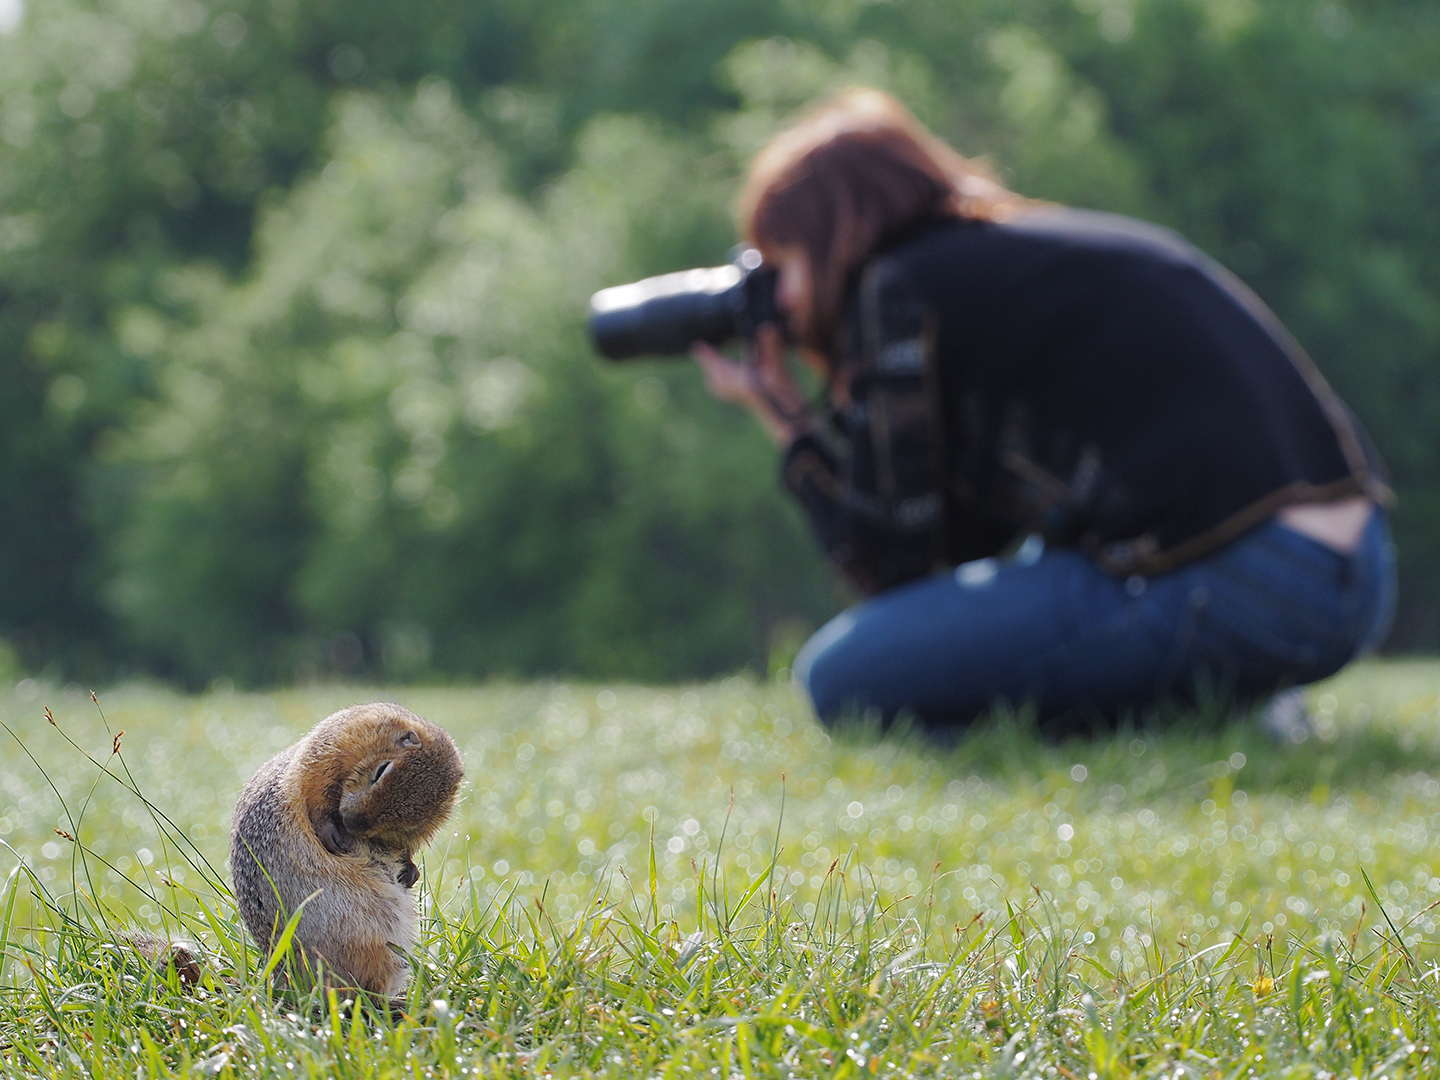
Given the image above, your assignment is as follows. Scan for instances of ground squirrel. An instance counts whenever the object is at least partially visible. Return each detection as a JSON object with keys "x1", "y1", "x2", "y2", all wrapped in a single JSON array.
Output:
[{"x1": 230, "y1": 703, "x2": 462, "y2": 998}]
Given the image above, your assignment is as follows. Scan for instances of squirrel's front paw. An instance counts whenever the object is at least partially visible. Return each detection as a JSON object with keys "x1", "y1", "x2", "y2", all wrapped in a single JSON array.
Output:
[{"x1": 398, "y1": 855, "x2": 419, "y2": 889}]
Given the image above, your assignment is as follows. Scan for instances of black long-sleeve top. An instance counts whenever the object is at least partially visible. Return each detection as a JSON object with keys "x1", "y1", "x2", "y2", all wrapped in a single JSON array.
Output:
[{"x1": 782, "y1": 208, "x2": 1392, "y2": 594}]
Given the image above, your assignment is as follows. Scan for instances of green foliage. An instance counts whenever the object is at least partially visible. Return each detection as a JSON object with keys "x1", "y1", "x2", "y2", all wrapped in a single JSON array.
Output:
[
  {"x1": 0, "y1": 0, "x2": 1436, "y2": 681},
  {"x1": 101, "y1": 89, "x2": 830, "y2": 683},
  {"x1": 3, "y1": 664, "x2": 1440, "y2": 1074}
]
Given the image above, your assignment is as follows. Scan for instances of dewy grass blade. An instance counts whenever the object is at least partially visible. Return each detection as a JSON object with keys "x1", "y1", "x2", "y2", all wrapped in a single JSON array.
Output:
[
  {"x1": 1361, "y1": 866, "x2": 1421, "y2": 979},
  {"x1": 0, "y1": 863, "x2": 21, "y2": 984},
  {"x1": 727, "y1": 857, "x2": 778, "y2": 932},
  {"x1": 649, "y1": 818, "x2": 660, "y2": 931},
  {"x1": 259, "y1": 888, "x2": 323, "y2": 985}
]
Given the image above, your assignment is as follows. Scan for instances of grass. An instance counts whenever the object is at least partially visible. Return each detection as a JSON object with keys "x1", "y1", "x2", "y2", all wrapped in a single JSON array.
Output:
[{"x1": 2, "y1": 660, "x2": 1440, "y2": 1076}]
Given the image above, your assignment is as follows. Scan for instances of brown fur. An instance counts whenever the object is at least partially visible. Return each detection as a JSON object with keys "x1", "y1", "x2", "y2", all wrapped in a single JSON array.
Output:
[
  {"x1": 230, "y1": 703, "x2": 462, "y2": 999},
  {"x1": 121, "y1": 930, "x2": 203, "y2": 986}
]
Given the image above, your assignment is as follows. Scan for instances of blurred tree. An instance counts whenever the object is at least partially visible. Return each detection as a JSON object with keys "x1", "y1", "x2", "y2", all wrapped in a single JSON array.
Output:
[
  {"x1": 0, "y1": 0, "x2": 809, "y2": 678},
  {"x1": 103, "y1": 90, "x2": 834, "y2": 684}
]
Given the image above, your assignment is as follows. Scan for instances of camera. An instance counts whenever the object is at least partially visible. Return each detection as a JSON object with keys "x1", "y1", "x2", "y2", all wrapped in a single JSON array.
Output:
[{"x1": 587, "y1": 248, "x2": 784, "y2": 361}]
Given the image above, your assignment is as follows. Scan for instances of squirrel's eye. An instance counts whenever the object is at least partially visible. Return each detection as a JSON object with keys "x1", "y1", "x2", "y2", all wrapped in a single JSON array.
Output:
[{"x1": 373, "y1": 760, "x2": 393, "y2": 783}]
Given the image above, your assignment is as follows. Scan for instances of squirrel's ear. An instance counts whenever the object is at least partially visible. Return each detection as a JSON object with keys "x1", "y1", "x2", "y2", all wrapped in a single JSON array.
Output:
[
  {"x1": 397, "y1": 730, "x2": 421, "y2": 748},
  {"x1": 315, "y1": 813, "x2": 356, "y2": 856}
]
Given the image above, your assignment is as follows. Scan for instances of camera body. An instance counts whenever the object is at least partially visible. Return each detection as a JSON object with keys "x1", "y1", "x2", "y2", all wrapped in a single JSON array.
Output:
[{"x1": 587, "y1": 248, "x2": 783, "y2": 361}]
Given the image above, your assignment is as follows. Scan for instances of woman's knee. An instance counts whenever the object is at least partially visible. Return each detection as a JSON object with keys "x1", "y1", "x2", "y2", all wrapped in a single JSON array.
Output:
[{"x1": 793, "y1": 611, "x2": 859, "y2": 722}]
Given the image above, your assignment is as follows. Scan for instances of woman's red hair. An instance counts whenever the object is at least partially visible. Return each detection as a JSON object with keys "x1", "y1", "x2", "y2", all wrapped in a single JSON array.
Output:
[{"x1": 739, "y1": 88, "x2": 1026, "y2": 350}]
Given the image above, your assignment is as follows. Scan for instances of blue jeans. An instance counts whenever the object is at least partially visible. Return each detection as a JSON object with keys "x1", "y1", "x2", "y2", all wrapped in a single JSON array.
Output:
[{"x1": 795, "y1": 510, "x2": 1396, "y2": 736}]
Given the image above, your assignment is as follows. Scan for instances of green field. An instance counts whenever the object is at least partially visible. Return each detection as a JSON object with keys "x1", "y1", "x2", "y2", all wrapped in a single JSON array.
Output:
[{"x1": 3, "y1": 660, "x2": 1440, "y2": 1076}]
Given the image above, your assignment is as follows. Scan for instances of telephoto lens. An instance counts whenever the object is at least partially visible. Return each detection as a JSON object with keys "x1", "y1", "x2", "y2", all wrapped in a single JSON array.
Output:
[{"x1": 587, "y1": 248, "x2": 781, "y2": 361}]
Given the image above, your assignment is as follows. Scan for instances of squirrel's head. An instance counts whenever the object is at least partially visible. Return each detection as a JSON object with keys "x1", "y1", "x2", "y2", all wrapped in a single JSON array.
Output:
[{"x1": 301, "y1": 703, "x2": 462, "y2": 857}]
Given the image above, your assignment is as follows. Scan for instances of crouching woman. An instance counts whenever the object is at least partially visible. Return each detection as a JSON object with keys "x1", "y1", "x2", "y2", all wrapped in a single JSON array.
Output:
[{"x1": 694, "y1": 88, "x2": 1395, "y2": 738}]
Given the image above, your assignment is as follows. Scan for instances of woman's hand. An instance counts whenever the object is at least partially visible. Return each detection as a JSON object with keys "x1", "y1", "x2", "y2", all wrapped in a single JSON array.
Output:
[{"x1": 691, "y1": 324, "x2": 809, "y2": 446}]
